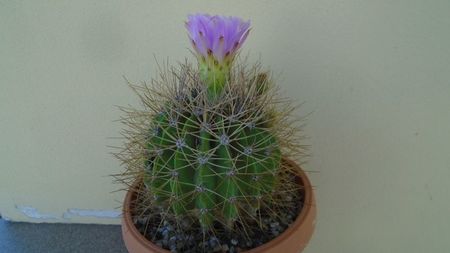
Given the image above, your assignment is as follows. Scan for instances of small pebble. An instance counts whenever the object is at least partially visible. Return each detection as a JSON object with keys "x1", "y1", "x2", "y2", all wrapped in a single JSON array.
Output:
[
  {"x1": 209, "y1": 236, "x2": 219, "y2": 247},
  {"x1": 221, "y1": 244, "x2": 229, "y2": 252},
  {"x1": 213, "y1": 245, "x2": 222, "y2": 252}
]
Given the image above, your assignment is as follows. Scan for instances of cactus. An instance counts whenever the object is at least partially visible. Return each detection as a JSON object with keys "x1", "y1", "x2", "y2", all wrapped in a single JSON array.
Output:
[
  {"x1": 116, "y1": 14, "x2": 305, "y2": 235},
  {"x1": 143, "y1": 73, "x2": 281, "y2": 229}
]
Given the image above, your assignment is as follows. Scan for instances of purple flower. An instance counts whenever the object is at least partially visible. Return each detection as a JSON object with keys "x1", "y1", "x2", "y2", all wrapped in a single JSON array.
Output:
[{"x1": 185, "y1": 14, "x2": 251, "y2": 64}]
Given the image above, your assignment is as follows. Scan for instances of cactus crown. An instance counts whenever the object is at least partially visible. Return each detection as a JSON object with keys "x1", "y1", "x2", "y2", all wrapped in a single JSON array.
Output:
[{"x1": 116, "y1": 14, "x2": 306, "y2": 237}]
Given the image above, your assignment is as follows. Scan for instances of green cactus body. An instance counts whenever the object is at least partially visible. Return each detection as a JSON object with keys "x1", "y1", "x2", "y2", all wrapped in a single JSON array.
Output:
[
  {"x1": 195, "y1": 128, "x2": 216, "y2": 228},
  {"x1": 145, "y1": 110, "x2": 281, "y2": 228},
  {"x1": 215, "y1": 116, "x2": 240, "y2": 226},
  {"x1": 237, "y1": 127, "x2": 281, "y2": 209},
  {"x1": 146, "y1": 113, "x2": 175, "y2": 202},
  {"x1": 172, "y1": 114, "x2": 197, "y2": 215}
]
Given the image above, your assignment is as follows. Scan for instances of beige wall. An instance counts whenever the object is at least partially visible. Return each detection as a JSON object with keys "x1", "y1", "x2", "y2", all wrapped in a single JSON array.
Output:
[{"x1": 1, "y1": 1, "x2": 450, "y2": 252}]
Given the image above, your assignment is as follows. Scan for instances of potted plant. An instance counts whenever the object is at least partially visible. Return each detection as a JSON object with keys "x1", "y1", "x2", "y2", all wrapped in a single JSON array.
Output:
[{"x1": 115, "y1": 14, "x2": 316, "y2": 253}]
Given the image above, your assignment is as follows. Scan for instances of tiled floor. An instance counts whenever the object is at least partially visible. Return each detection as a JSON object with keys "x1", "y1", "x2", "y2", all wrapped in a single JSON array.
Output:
[{"x1": 0, "y1": 218, "x2": 127, "y2": 253}]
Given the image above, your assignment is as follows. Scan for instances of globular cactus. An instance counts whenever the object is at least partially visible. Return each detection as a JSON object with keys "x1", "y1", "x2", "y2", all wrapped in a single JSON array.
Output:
[
  {"x1": 117, "y1": 14, "x2": 304, "y2": 233},
  {"x1": 144, "y1": 74, "x2": 281, "y2": 228}
]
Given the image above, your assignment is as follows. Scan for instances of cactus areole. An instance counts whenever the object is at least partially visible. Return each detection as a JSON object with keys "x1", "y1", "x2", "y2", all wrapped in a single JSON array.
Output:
[{"x1": 118, "y1": 13, "x2": 314, "y2": 252}]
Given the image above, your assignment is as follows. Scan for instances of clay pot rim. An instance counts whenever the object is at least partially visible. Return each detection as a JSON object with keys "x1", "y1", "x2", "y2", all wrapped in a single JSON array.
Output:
[{"x1": 122, "y1": 158, "x2": 313, "y2": 253}]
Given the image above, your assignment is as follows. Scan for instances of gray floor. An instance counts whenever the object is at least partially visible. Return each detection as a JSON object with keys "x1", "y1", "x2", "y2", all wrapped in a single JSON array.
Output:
[{"x1": 0, "y1": 218, "x2": 128, "y2": 253}]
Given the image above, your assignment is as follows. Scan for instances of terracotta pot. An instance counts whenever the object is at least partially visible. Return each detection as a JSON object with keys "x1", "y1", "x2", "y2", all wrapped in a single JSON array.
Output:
[{"x1": 122, "y1": 159, "x2": 316, "y2": 253}]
